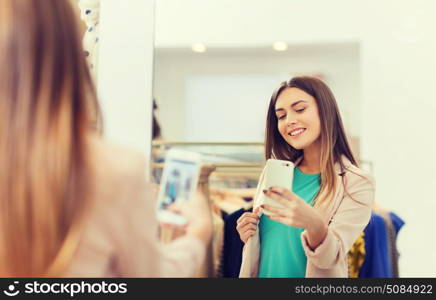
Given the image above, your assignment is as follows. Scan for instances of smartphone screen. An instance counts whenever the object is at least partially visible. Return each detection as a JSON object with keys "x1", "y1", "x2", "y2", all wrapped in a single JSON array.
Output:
[
  {"x1": 156, "y1": 150, "x2": 202, "y2": 225},
  {"x1": 159, "y1": 159, "x2": 197, "y2": 210}
]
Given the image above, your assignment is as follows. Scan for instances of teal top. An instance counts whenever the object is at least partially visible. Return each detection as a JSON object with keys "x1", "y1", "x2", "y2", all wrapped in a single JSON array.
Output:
[{"x1": 258, "y1": 166, "x2": 321, "y2": 278}]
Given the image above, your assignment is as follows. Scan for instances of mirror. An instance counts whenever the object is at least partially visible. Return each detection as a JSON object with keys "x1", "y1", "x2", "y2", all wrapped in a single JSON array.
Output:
[{"x1": 153, "y1": 0, "x2": 436, "y2": 278}]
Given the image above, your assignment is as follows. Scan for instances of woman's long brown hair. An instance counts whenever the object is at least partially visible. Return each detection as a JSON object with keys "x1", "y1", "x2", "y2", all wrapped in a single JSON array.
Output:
[
  {"x1": 0, "y1": 0, "x2": 99, "y2": 276},
  {"x1": 265, "y1": 76, "x2": 358, "y2": 207}
]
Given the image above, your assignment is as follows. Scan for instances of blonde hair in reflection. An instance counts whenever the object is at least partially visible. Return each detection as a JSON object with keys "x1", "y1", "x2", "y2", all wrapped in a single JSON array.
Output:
[{"x1": 0, "y1": 0, "x2": 100, "y2": 276}]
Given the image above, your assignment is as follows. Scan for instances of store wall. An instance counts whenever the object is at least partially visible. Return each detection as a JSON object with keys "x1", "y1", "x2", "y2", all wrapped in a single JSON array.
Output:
[
  {"x1": 155, "y1": 44, "x2": 360, "y2": 142},
  {"x1": 155, "y1": 0, "x2": 436, "y2": 276},
  {"x1": 359, "y1": 0, "x2": 436, "y2": 277}
]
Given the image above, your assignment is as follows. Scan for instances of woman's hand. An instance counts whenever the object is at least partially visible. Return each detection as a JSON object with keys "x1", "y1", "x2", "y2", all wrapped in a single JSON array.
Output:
[
  {"x1": 261, "y1": 187, "x2": 327, "y2": 249},
  {"x1": 236, "y1": 207, "x2": 261, "y2": 244},
  {"x1": 164, "y1": 189, "x2": 213, "y2": 245}
]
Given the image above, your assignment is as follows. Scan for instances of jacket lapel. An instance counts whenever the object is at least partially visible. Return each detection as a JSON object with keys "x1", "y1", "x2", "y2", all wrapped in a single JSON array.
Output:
[
  {"x1": 240, "y1": 155, "x2": 353, "y2": 277},
  {"x1": 315, "y1": 155, "x2": 351, "y2": 223}
]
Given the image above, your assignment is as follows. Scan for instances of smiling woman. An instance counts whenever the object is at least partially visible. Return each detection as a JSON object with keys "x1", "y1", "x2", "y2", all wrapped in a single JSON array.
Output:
[
  {"x1": 265, "y1": 76, "x2": 358, "y2": 206},
  {"x1": 274, "y1": 88, "x2": 322, "y2": 166},
  {"x1": 237, "y1": 76, "x2": 375, "y2": 278}
]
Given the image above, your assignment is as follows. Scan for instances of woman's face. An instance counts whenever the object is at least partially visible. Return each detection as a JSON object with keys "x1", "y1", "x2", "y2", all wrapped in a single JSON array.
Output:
[{"x1": 275, "y1": 87, "x2": 321, "y2": 150}]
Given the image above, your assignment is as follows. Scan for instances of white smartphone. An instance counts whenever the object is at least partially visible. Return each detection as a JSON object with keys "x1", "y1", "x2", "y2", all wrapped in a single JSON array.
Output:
[
  {"x1": 156, "y1": 149, "x2": 202, "y2": 226},
  {"x1": 259, "y1": 159, "x2": 294, "y2": 216}
]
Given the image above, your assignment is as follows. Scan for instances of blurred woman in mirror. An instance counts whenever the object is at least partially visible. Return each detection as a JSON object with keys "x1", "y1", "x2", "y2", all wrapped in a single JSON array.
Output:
[
  {"x1": 0, "y1": 0, "x2": 212, "y2": 277},
  {"x1": 237, "y1": 76, "x2": 375, "y2": 277}
]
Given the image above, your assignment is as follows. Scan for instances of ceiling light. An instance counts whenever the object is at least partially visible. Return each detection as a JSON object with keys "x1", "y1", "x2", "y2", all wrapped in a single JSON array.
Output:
[
  {"x1": 191, "y1": 43, "x2": 207, "y2": 53},
  {"x1": 272, "y1": 41, "x2": 288, "y2": 51}
]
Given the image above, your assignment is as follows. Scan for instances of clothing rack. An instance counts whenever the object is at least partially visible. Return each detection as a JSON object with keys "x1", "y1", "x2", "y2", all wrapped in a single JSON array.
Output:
[{"x1": 152, "y1": 141, "x2": 263, "y2": 277}]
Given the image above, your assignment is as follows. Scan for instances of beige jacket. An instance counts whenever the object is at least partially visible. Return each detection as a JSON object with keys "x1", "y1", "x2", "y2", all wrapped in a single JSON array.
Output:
[
  {"x1": 239, "y1": 156, "x2": 375, "y2": 278},
  {"x1": 65, "y1": 137, "x2": 205, "y2": 277}
]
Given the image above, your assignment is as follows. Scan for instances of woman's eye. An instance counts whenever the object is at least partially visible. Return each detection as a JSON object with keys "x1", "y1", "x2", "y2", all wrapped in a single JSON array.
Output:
[
  {"x1": 277, "y1": 115, "x2": 286, "y2": 120},
  {"x1": 295, "y1": 108, "x2": 306, "y2": 113}
]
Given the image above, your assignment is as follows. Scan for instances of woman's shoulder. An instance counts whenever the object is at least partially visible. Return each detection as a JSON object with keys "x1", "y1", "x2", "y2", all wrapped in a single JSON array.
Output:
[
  {"x1": 335, "y1": 156, "x2": 375, "y2": 208},
  {"x1": 341, "y1": 157, "x2": 376, "y2": 191},
  {"x1": 68, "y1": 136, "x2": 156, "y2": 276},
  {"x1": 87, "y1": 135, "x2": 152, "y2": 207},
  {"x1": 88, "y1": 134, "x2": 148, "y2": 179}
]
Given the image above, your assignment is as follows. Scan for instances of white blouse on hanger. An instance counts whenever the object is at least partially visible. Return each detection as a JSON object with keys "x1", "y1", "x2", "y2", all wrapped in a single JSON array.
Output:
[{"x1": 78, "y1": 0, "x2": 100, "y2": 79}]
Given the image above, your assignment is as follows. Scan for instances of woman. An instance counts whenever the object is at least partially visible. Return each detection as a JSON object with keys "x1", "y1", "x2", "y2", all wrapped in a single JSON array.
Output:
[
  {"x1": 0, "y1": 0, "x2": 211, "y2": 277},
  {"x1": 237, "y1": 76, "x2": 375, "y2": 277}
]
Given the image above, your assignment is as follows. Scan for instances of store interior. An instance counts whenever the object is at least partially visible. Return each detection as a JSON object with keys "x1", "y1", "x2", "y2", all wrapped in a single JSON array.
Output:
[{"x1": 83, "y1": 0, "x2": 436, "y2": 277}]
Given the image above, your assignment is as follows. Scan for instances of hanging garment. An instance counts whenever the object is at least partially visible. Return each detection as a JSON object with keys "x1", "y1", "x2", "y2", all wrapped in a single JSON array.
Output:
[
  {"x1": 78, "y1": 0, "x2": 100, "y2": 79},
  {"x1": 348, "y1": 211, "x2": 405, "y2": 278},
  {"x1": 348, "y1": 232, "x2": 366, "y2": 278},
  {"x1": 380, "y1": 213, "x2": 396, "y2": 278},
  {"x1": 389, "y1": 212, "x2": 405, "y2": 277},
  {"x1": 222, "y1": 208, "x2": 248, "y2": 277},
  {"x1": 212, "y1": 211, "x2": 225, "y2": 277},
  {"x1": 359, "y1": 212, "x2": 392, "y2": 277}
]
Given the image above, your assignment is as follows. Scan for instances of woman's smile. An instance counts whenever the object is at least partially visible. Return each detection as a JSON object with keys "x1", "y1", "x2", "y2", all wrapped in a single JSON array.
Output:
[{"x1": 289, "y1": 128, "x2": 306, "y2": 137}]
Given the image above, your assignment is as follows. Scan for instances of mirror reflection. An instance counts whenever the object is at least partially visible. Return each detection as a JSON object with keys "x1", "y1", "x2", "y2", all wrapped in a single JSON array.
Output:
[{"x1": 152, "y1": 0, "x2": 436, "y2": 278}]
